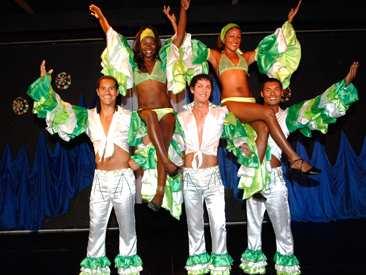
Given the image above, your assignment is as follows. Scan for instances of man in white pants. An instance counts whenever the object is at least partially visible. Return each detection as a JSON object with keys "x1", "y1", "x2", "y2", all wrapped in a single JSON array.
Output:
[
  {"x1": 177, "y1": 74, "x2": 233, "y2": 275},
  {"x1": 240, "y1": 62, "x2": 359, "y2": 275},
  {"x1": 27, "y1": 61, "x2": 143, "y2": 275}
]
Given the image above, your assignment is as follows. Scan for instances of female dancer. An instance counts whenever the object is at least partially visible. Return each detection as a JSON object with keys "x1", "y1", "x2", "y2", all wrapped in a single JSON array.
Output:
[
  {"x1": 178, "y1": 0, "x2": 320, "y2": 177},
  {"x1": 89, "y1": 0, "x2": 189, "y2": 210}
]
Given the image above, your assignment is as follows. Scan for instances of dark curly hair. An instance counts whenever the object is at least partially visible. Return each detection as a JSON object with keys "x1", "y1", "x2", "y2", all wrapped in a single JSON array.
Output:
[{"x1": 133, "y1": 26, "x2": 161, "y2": 72}]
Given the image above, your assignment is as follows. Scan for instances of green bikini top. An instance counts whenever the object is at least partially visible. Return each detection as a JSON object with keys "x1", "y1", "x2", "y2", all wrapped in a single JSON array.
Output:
[
  {"x1": 133, "y1": 60, "x2": 166, "y2": 86},
  {"x1": 218, "y1": 52, "x2": 248, "y2": 75}
]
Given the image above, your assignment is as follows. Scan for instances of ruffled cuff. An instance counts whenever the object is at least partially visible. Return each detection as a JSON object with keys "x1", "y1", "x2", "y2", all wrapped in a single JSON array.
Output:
[
  {"x1": 101, "y1": 27, "x2": 134, "y2": 96},
  {"x1": 209, "y1": 253, "x2": 233, "y2": 275},
  {"x1": 186, "y1": 252, "x2": 211, "y2": 275},
  {"x1": 114, "y1": 254, "x2": 143, "y2": 275},
  {"x1": 286, "y1": 79, "x2": 359, "y2": 137},
  {"x1": 80, "y1": 256, "x2": 111, "y2": 275},
  {"x1": 256, "y1": 21, "x2": 301, "y2": 89},
  {"x1": 164, "y1": 33, "x2": 209, "y2": 94},
  {"x1": 240, "y1": 249, "x2": 267, "y2": 275},
  {"x1": 27, "y1": 75, "x2": 57, "y2": 118},
  {"x1": 273, "y1": 252, "x2": 301, "y2": 275}
]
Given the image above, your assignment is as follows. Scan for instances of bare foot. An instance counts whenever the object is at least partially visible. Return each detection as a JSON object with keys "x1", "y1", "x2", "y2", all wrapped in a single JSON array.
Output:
[
  {"x1": 290, "y1": 159, "x2": 321, "y2": 175},
  {"x1": 148, "y1": 188, "x2": 165, "y2": 211}
]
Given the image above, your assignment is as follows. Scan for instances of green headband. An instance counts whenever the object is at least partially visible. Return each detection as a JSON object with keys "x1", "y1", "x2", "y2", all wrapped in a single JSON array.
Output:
[{"x1": 220, "y1": 23, "x2": 240, "y2": 42}]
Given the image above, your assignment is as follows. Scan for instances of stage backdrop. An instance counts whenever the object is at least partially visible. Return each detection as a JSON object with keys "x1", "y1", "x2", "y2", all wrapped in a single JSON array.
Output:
[{"x1": 0, "y1": 29, "x2": 365, "y2": 231}]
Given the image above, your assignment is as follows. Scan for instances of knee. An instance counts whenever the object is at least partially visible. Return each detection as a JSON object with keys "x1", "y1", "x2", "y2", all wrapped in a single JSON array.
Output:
[{"x1": 262, "y1": 107, "x2": 276, "y2": 122}]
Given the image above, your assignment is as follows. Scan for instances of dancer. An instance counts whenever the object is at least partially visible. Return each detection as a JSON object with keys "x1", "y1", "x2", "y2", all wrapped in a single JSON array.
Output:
[
  {"x1": 89, "y1": 0, "x2": 189, "y2": 211},
  {"x1": 240, "y1": 62, "x2": 359, "y2": 275},
  {"x1": 177, "y1": 74, "x2": 233, "y2": 274},
  {"x1": 174, "y1": 0, "x2": 320, "y2": 198},
  {"x1": 27, "y1": 61, "x2": 143, "y2": 275}
]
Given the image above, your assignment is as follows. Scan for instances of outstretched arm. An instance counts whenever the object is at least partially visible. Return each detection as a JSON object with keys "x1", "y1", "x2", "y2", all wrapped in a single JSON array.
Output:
[
  {"x1": 287, "y1": 0, "x2": 302, "y2": 23},
  {"x1": 89, "y1": 4, "x2": 111, "y2": 33},
  {"x1": 345, "y1": 61, "x2": 359, "y2": 85},
  {"x1": 286, "y1": 61, "x2": 360, "y2": 136},
  {"x1": 27, "y1": 60, "x2": 88, "y2": 141}
]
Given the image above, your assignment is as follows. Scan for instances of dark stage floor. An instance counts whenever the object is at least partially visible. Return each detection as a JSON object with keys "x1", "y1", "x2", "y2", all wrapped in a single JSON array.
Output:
[{"x1": 1, "y1": 204, "x2": 366, "y2": 275}]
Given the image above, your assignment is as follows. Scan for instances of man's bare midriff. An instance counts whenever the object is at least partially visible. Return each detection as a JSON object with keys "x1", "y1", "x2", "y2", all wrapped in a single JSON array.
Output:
[
  {"x1": 184, "y1": 153, "x2": 218, "y2": 168},
  {"x1": 95, "y1": 145, "x2": 130, "y2": 170}
]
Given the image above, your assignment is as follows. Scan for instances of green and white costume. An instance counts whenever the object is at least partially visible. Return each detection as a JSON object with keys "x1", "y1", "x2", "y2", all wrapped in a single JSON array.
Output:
[
  {"x1": 101, "y1": 27, "x2": 190, "y2": 218},
  {"x1": 27, "y1": 75, "x2": 143, "y2": 275},
  {"x1": 241, "y1": 79, "x2": 359, "y2": 275},
  {"x1": 169, "y1": 21, "x2": 301, "y2": 198}
]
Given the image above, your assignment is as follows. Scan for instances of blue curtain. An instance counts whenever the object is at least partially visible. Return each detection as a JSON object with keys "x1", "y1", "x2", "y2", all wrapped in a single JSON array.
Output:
[
  {"x1": 1, "y1": 81, "x2": 365, "y2": 229},
  {"x1": 0, "y1": 132, "x2": 94, "y2": 230}
]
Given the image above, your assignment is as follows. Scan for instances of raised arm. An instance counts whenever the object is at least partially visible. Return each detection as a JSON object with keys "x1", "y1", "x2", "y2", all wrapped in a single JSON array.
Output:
[
  {"x1": 345, "y1": 61, "x2": 359, "y2": 85},
  {"x1": 287, "y1": 0, "x2": 302, "y2": 23},
  {"x1": 89, "y1": 4, "x2": 111, "y2": 33},
  {"x1": 163, "y1": 5, "x2": 178, "y2": 35},
  {"x1": 27, "y1": 60, "x2": 88, "y2": 141},
  {"x1": 173, "y1": 0, "x2": 190, "y2": 46},
  {"x1": 286, "y1": 61, "x2": 359, "y2": 136}
]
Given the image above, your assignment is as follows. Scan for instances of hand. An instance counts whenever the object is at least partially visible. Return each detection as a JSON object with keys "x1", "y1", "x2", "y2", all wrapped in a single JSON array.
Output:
[
  {"x1": 128, "y1": 158, "x2": 140, "y2": 171},
  {"x1": 345, "y1": 61, "x2": 359, "y2": 86},
  {"x1": 163, "y1": 5, "x2": 177, "y2": 33},
  {"x1": 240, "y1": 143, "x2": 251, "y2": 156},
  {"x1": 89, "y1": 4, "x2": 103, "y2": 19},
  {"x1": 40, "y1": 60, "x2": 53, "y2": 77},
  {"x1": 287, "y1": 0, "x2": 302, "y2": 23},
  {"x1": 181, "y1": 0, "x2": 191, "y2": 11}
]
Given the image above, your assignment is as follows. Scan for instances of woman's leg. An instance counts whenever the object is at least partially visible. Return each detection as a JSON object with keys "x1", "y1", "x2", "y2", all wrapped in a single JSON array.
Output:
[
  {"x1": 145, "y1": 111, "x2": 176, "y2": 209},
  {"x1": 139, "y1": 109, "x2": 177, "y2": 175},
  {"x1": 249, "y1": 121, "x2": 269, "y2": 162},
  {"x1": 224, "y1": 102, "x2": 314, "y2": 172}
]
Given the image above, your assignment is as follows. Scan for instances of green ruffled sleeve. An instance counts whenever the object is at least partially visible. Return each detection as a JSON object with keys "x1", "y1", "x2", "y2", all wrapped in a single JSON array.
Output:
[
  {"x1": 27, "y1": 75, "x2": 88, "y2": 141},
  {"x1": 286, "y1": 79, "x2": 359, "y2": 137},
  {"x1": 255, "y1": 21, "x2": 301, "y2": 89},
  {"x1": 101, "y1": 27, "x2": 135, "y2": 96},
  {"x1": 222, "y1": 112, "x2": 271, "y2": 199},
  {"x1": 163, "y1": 33, "x2": 209, "y2": 94}
]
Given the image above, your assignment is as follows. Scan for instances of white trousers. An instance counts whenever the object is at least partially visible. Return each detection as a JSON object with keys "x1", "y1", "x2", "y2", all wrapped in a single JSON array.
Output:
[
  {"x1": 246, "y1": 167, "x2": 294, "y2": 255},
  {"x1": 183, "y1": 166, "x2": 228, "y2": 256},
  {"x1": 87, "y1": 168, "x2": 137, "y2": 258}
]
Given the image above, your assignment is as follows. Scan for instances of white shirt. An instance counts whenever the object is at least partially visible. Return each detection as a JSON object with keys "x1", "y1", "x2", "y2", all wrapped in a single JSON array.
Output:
[
  {"x1": 268, "y1": 107, "x2": 290, "y2": 160},
  {"x1": 87, "y1": 106, "x2": 131, "y2": 160},
  {"x1": 177, "y1": 103, "x2": 228, "y2": 168}
]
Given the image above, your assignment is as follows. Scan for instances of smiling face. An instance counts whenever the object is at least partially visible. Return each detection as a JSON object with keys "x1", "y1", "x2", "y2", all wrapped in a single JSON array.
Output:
[
  {"x1": 224, "y1": 27, "x2": 241, "y2": 52},
  {"x1": 140, "y1": 36, "x2": 157, "y2": 58},
  {"x1": 191, "y1": 78, "x2": 212, "y2": 104},
  {"x1": 261, "y1": 80, "x2": 284, "y2": 107},
  {"x1": 96, "y1": 78, "x2": 118, "y2": 106}
]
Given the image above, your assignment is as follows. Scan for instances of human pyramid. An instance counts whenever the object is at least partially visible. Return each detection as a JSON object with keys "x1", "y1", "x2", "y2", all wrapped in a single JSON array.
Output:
[{"x1": 26, "y1": 0, "x2": 359, "y2": 274}]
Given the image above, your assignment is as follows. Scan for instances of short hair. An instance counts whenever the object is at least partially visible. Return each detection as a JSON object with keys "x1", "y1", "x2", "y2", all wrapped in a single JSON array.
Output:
[
  {"x1": 189, "y1": 73, "x2": 213, "y2": 89},
  {"x1": 260, "y1": 77, "x2": 283, "y2": 90},
  {"x1": 96, "y1": 75, "x2": 119, "y2": 90}
]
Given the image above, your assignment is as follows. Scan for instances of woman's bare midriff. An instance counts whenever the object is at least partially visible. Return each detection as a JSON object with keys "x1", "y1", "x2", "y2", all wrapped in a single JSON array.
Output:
[
  {"x1": 136, "y1": 80, "x2": 172, "y2": 109},
  {"x1": 95, "y1": 145, "x2": 130, "y2": 170},
  {"x1": 184, "y1": 153, "x2": 218, "y2": 168},
  {"x1": 219, "y1": 70, "x2": 253, "y2": 98}
]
